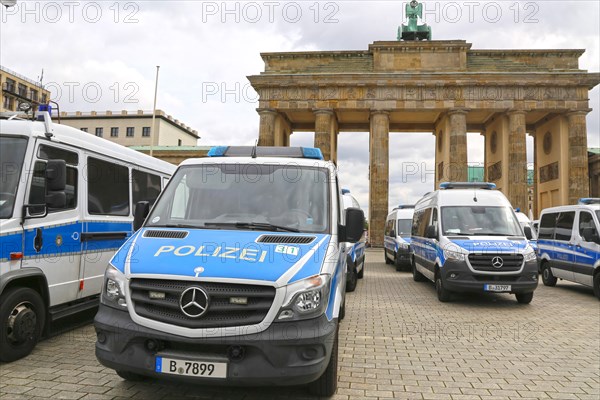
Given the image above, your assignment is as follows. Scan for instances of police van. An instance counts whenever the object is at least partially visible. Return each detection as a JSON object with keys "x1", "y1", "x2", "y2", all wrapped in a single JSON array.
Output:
[
  {"x1": 0, "y1": 108, "x2": 175, "y2": 362},
  {"x1": 537, "y1": 199, "x2": 600, "y2": 298},
  {"x1": 410, "y1": 182, "x2": 538, "y2": 303},
  {"x1": 342, "y1": 189, "x2": 366, "y2": 291},
  {"x1": 384, "y1": 205, "x2": 415, "y2": 271},
  {"x1": 93, "y1": 146, "x2": 364, "y2": 396}
]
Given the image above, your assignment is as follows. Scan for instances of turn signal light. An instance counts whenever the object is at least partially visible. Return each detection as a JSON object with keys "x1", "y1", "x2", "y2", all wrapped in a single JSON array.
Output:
[{"x1": 9, "y1": 252, "x2": 23, "y2": 260}]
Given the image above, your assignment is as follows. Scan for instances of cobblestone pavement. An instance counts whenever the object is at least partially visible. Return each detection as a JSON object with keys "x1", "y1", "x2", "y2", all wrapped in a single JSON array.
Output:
[{"x1": 1, "y1": 249, "x2": 599, "y2": 399}]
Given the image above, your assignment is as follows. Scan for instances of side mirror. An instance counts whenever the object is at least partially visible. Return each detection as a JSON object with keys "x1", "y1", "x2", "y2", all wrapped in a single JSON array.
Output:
[
  {"x1": 389, "y1": 230, "x2": 396, "y2": 238},
  {"x1": 425, "y1": 224, "x2": 438, "y2": 239},
  {"x1": 523, "y1": 225, "x2": 533, "y2": 240},
  {"x1": 343, "y1": 208, "x2": 365, "y2": 243},
  {"x1": 46, "y1": 160, "x2": 66, "y2": 191},
  {"x1": 133, "y1": 201, "x2": 150, "y2": 231}
]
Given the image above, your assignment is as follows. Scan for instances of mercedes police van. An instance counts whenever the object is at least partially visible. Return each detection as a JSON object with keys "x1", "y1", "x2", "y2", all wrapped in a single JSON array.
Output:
[
  {"x1": 410, "y1": 182, "x2": 538, "y2": 303},
  {"x1": 384, "y1": 205, "x2": 415, "y2": 271},
  {"x1": 0, "y1": 108, "x2": 175, "y2": 362},
  {"x1": 537, "y1": 199, "x2": 600, "y2": 298},
  {"x1": 342, "y1": 189, "x2": 366, "y2": 292},
  {"x1": 94, "y1": 146, "x2": 364, "y2": 396}
]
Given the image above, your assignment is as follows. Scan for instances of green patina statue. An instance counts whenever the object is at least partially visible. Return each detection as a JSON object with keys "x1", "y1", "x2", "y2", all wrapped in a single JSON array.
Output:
[{"x1": 398, "y1": 0, "x2": 432, "y2": 41}]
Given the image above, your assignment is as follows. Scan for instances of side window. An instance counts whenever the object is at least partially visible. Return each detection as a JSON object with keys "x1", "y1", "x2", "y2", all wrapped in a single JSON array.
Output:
[
  {"x1": 28, "y1": 161, "x2": 46, "y2": 214},
  {"x1": 431, "y1": 208, "x2": 438, "y2": 228},
  {"x1": 579, "y1": 212, "x2": 599, "y2": 244},
  {"x1": 555, "y1": 212, "x2": 575, "y2": 242},
  {"x1": 416, "y1": 208, "x2": 432, "y2": 237},
  {"x1": 87, "y1": 157, "x2": 130, "y2": 216},
  {"x1": 412, "y1": 210, "x2": 422, "y2": 237},
  {"x1": 538, "y1": 213, "x2": 558, "y2": 239},
  {"x1": 132, "y1": 170, "x2": 162, "y2": 206}
]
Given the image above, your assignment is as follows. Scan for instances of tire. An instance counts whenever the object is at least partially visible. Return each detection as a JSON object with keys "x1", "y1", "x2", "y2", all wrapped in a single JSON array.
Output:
[
  {"x1": 541, "y1": 262, "x2": 557, "y2": 287},
  {"x1": 515, "y1": 292, "x2": 534, "y2": 304},
  {"x1": 0, "y1": 287, "x2": 46, "y2": 363},
  {"x1": 346, "y1": 263, "x2": 357, "y2": 293},
  {"x1": 384, "y1": 251, "x2": 393, "y2": 265},
  {"x1": 593, "y1": 273, "x2": 600, "y2": 301},
  {"x1": 308, "y1": 326, "x2": 338, "y2": 397},
  {"x1": 339, "y1": 296, "x2": 346, "y2": 320},
  {"x1": 357, "y1": 257, "x2": 364, "y2": 279},
  {"x1": 395, "y1": 254, "x2": 406, "y2": 272},
  {"x1": 435, "y1": 273, "x2": 452, "y2": 302},
  {"x1": 412, "y1": 258, "x2": 426, "y2": 282},
  {"x1": 116, "y1": 370, "x2": 146, "y2": 381}
]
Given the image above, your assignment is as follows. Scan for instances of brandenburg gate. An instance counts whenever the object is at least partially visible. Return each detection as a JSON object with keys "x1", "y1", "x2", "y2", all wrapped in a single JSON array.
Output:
[{"x1": 248, "y1": 40, "x2": 600, "y2": 247}]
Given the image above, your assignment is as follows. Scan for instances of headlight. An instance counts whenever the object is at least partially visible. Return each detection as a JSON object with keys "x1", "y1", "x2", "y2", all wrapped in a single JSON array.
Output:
[
  {"x1": 101, "y1": 264, "x2": 128, "y2": 310},
  {"x1": 276, "y1": 274, "x2": 331, "y2": 321},
  {"x1": 443, "y1": 248, "x2": 465, "y2": 261},
  {"x1": 523, "y1": 249, "x2": 537, "y2": 262},
  {"x1": 399, "y1": 243, "x2": 409, "y2": 250}
]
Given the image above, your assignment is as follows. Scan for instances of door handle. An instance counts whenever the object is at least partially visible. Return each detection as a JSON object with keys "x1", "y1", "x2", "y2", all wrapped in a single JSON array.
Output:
[{"x1": 34, "y1": 228, "x2": 43, "y2": 253}]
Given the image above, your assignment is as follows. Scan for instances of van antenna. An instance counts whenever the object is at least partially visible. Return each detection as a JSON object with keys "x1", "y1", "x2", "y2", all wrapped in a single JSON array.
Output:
[
  {"x1": 473, "y1": 186, "x2": 478, "y2": 202},
  {"x1": 251, "y1": 139, "x2": 258, "y2": 158}
]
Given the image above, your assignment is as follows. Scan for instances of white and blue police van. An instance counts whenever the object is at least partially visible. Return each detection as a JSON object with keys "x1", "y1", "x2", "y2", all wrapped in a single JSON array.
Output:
[
  {"x1": 516, "y1": 211, "x2": 538, "y2": 254},
  {"x1": 342, "y1": 189, "x2": 366, "y2": 291},
  {"x1": 0, "y1": 107, "x2": 175, "y2": 362},
  {"x1": 537, "y1": 199, "x2": 600, "y2": 299},
  {"x1": 384, "y1": 205, "x2": 415, "y2": 271},
  {"x1": 410, "y1": 182, "x2": 538, "y2": 303},
  {"x1": 93, "y1": 146, "x2": 364, "y2": 396}
]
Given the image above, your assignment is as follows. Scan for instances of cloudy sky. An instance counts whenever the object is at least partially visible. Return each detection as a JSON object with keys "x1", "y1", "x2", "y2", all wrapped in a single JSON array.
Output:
[{"x1": 2, "y1": 0, "x2": 598, "y2": 217}]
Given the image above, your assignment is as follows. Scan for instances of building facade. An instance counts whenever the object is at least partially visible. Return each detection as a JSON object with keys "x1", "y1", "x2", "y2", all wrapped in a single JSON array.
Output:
[
  {"x1": 589, "y1": 148, "x2": 600, "y2": 198},
  {"x1": 1, "y1": 65, "x2": 49, "y2": 113},
  {"x1": 58, "y1": 110, "x2": 199, "y2": 147}
]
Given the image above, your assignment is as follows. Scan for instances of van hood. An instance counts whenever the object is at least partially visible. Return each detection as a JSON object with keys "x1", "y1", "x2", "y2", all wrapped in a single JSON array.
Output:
[
  {"x1": 448, "y1": 237, "x2": 530, "y2": 253},
  {"x1": 110, "y1": 228, "x2": 331, "y2": 285}
]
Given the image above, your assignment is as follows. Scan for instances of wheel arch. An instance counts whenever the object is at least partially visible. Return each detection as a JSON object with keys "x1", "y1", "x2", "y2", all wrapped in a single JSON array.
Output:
[{"x1": 0, "y1": 268, "x2": 50, "y2": 308}]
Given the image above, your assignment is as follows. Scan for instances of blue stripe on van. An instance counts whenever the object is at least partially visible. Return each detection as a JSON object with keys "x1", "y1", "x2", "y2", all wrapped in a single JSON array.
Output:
[{"x1": 0, "y1": 232, "x2": 23, "y2": 262}]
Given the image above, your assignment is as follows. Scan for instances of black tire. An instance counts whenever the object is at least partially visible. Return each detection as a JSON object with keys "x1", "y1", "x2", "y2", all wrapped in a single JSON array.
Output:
[
  {"x1": 116, "y1": 370, "x2": 146, "y2": 381},
  {"x1": 435, "y1": 273, "x2": 452, "y2": 302},
  {"x1": 412, "y1": 258, "x2": 426, "y2": 282},
  {"x1": 357, "y1": 258, "x2": 364, "y2": 279},
  {"x1": 384, "y1": 251, "x2": 393, "y2": 265},
  {"x1": 593, "y1": 273, "x2": 600, "y2": 301},
  {"x1": 308, "y1": 326, "x2": 338, "y2": 397},
  {"x1": 515, "y1": 292, "x2": 534, "y2": 304},
  {"x1": 0, "y1": 287, "x2": 46, "y2": 363},
  {"x1": 346, "y1": 265, "x2": 357, "y2": 293},
  {"x1": 339, "y1": 296, "x2": 346, "y2": 320},
  {"x1": 541, "y1": 263, "x2": 557, "y2": 287}
]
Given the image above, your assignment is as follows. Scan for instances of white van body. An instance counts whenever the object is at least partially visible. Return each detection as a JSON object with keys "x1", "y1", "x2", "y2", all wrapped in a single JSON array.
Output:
[
  {"x1": 342, "y1": 190, "x2": 366, "y2": 291},
  {"x1": 0, "y1": 113, "x2": 175, "y2": 361},
  {"x1": 411, "y1": 183, "x2": 538, "y2": 303},
  {"x1": 537, "y1": 203, "x2": 600, "y2": 298},
  {"x1": 384, "y1": 206, "x2": 414, "y2": 270}
]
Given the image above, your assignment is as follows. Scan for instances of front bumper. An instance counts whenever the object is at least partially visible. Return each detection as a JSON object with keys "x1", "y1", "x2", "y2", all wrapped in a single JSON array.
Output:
[
  {"x1": 441, "y1": 260, "x2": 538, "y2": 294},
  {"x1": 94, "y1": 305, "x2": 337, "y2": 386},
  {"x1": 395, "y1": 247, "x2": 412, "y2": 263}
]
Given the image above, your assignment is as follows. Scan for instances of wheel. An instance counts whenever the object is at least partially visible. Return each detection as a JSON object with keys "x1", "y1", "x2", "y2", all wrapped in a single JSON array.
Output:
[
  {"x1": 541, "y1": 262, "x2": 557, "y2": 287},
  {"x1": 339, "y1": 295, "x2": 346, "y2": 320},
  {"x1": 357, "y1": 258, "x2": 364, "y2": 279},
  {"x1": 346, "y1": 262, "x2": 357, "y2": 293},
  {"x1": 395, "y1": 254, "x2": 404, "y2": 272},
  {"x1": 308, "y1": 326, "x2": 338, "y2": 397},
  {"x1": 593, "y1": 273, "x2": 600, "y2": 300},
  {"x1": 116, "y1": 370, "x2": 146, "y2": 381},
  {"x1": 0, "y1": 287, "x2": 46, "y2": 362},
  {"x1": 515, "y1": 292, "x2": 534, "y2": 304},
  {"x1": 412, "y1": 258, "x2": 426, "y2": 282},
  {"x1": 435, "y1": 273, "x2": 452, "y2": 302}
]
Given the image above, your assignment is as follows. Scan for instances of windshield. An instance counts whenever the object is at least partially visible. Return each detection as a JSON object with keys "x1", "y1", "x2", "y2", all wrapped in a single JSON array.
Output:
[
  {"x1": 0, "y1": 136, "x2": 28, "y2": 219},
  {"x1": 397, "y1": 219, "x2": 412, "y2": 236},
  {"x1": 146, "y1": 164, "x2": 330, "y2": 233},
  {"x1": 441, "y1": 206, "x2": 523, "y2": 236},
  {"x1": 596, "y1": 210, "x2": 600, "y2": 221}
]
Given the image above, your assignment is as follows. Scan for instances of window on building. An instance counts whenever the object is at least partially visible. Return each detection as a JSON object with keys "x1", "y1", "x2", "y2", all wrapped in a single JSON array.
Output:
[
  {"x1": 2, "y1": 95, "x2": 12, "y2": 110},
  {"x1": 142, "y1": 127, "x2": 151, "y2": 137},
  {"x1": 132, "y1": 169, "x2": 162, "y2": 206},
  {"x1": 30, "y1": 89, "x2": 38, "y2": 102},
  {"x1": 5, "y1": 78, "x2": 15, "y2": 92},
  {"x1": 95, "y1": 127, "x2": 103, "y2": 137},
  {"x1": 87, "y1": 157, "x2": 130, "y2": 216},
  {"x1": 80, "y1": 128, "x2": 88, "y2": 133},
  {"x1": 110, "y1": 127, "x2": 119, "y2": 137},
  {"x1": 18, "y1": 83, "x2": 27, "y2": 97},
  {"x1": 178, "y1": 139, "x2": 182, "y2": 146},
  {"x1": 41, "y1": 93, "x2": 47, "y2": 103},
  {"x1": 126, "y1": 127, "x2": 134, "y2": 137}
]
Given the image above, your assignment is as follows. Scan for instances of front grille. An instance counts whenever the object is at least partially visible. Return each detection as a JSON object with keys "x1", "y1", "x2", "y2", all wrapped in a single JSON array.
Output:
[
  {"x1": 256, "y1": 235, "x2": 315, "y2": 244},
  {"x1": 143, "y1": 230, "x2": 188, "y2": 239},
  {"x1": 130, "y1": 279, "x2": 276, "y2": 328},
  {"x1": 468, "y1": 254, "x2": 524, "y2": 272}
]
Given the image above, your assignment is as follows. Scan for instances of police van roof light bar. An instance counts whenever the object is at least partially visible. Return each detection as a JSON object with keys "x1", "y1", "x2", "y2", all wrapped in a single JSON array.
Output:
[
  {"x1": 341, "y1": 189, "x2": 350, "y2": 195},
  {"x1": 393, "y1": 205, "x2": 415, "y2": 210},
  {"x1": 440, "y1": 182, "x2": 496, "y2": 190},
  {"x1": 208, "y1": 146, "x2": 324, "y2": 160},
  {"x1": 578, "y1": 198, "x2": 600, "y2": 205}
]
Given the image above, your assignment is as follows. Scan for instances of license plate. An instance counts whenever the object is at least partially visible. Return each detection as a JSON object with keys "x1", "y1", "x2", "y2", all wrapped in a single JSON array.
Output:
[
  {"x1": 155, "y1": 357, "x2": 227, "y2": 378},
  {"x1": 484, "y1": 284, "x2": 511, "y2": 292}
]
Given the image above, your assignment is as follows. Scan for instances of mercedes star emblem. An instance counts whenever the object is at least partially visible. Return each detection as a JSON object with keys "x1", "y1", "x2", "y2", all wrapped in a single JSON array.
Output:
[
  {"x1": 179, "y1": 287, "x2": 209, "y2": 318},
  {"x1": 491, "y1": 256, "x2": 504, "y2": 269}
]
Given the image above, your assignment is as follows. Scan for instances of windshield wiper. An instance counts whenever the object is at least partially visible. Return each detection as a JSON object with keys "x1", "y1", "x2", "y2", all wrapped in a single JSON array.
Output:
[
  {"x1": 151, "y1": 223, "x2": 206, "y2": 229},
  {"x1": 204, "y1": 222, "x2": 300, "y2": 233},
  {"x1": 470, "y1": 232, "x2": 517, "y2": 236}
]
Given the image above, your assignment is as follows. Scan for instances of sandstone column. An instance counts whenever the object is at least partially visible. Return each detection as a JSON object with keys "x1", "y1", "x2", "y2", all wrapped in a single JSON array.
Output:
[
  {"x1": 507, "y1": 110, "x2": 528, "y2": 212},
  {"x1": 257, "y1": 109, "x2": 277, "y2": 146},
  {"x1": 314, "y1": 109, "x2": 334, "y2": 161},
  {"x1": 448, "y1": 109, "x2": 468, "y2": 182},
  {"x1": 566, "y1": 110, "x2": 590, "y2": 204},
  {"x1": 532, "y1": 132, "x2": 539, "y2": 218},
  {"x1": 369, "y1": 111, "x2": 389, "y2": 248}
]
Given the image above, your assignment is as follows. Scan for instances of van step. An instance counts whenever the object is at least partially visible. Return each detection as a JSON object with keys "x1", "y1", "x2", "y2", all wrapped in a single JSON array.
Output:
[{"x1": 49, "y1": 296, "x2": 99, "y2": 321}]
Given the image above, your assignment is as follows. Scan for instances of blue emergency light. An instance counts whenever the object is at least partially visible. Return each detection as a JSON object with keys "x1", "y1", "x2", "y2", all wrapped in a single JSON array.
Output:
[
  {"x1": 440, "y1": 182, "x2": 496, "y2": 190},
  {"x1": 207, "y1": 146, "x2": 324, "y2": 160}
]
